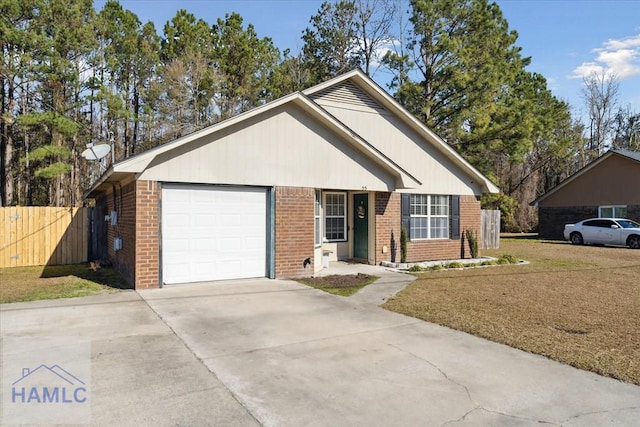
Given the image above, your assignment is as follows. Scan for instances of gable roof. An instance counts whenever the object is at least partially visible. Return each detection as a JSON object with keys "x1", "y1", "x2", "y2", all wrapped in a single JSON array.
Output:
[
  {"x1": 304, "y1": 70, "x2": 499, "y2": 194},
  {"x1": 86, "y1": 69, "x2": 499, "y2": 197},
  {"x1": 531, "y1": 149, "x2": 640, "y2": 206}
]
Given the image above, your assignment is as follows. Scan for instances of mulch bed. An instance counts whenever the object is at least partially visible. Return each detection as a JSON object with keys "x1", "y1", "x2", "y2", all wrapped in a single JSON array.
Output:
[{"x1": 302, "y1": 273, "x2": 373, "y2": 288}]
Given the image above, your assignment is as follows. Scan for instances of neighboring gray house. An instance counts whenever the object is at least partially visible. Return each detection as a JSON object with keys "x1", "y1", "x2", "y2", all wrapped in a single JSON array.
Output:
[{"x1": 533, "y1": 149, "x2": 640, "y2": 239}]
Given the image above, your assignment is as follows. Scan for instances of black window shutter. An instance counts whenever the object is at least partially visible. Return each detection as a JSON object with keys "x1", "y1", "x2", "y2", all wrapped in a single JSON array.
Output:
[
  {"x1": 401, "y1": 193, "x2": 411, "y2": 240},
  {"x1": 451, "y1": 195, "x2": 460, "y2": 240}
]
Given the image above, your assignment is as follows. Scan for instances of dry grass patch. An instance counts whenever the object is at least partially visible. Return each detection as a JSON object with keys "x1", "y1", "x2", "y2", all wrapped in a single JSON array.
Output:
[
  {"x1": 0, "y1": 264, "x2": 130, "y2": 303},
  {"x1": 383, "y1": 237, "x2": 640, "y2": 385}
]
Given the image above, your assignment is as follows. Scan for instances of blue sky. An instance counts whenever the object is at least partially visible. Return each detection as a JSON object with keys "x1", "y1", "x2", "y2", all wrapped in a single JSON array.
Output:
[{"x1": 95, "y1": 0, "x2": 640, "y2": 121}]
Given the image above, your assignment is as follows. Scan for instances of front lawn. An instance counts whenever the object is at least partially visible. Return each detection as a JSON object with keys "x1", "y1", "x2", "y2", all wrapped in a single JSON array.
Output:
[
  {"x1": 383, "y1": 236, "x2": 640, "y2": 385},
  {"x1": 0, "y1": 264, "x2": 130, "y2": 303}
]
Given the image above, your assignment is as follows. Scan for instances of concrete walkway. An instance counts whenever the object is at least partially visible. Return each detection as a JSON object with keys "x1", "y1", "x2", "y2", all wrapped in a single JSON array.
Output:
[
  {"x1": 2, "y1": 265, "x2": 639, "y2": 426},
  {"x1": 314, "y1": 261, "x2": 417, "y2": 306}
]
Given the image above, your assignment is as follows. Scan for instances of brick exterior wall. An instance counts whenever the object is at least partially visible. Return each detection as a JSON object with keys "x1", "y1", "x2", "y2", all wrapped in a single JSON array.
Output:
[
  {"x1": 99, "y1": 181, "x2": 137, "y2": 287},
  {"x1": 460, "y1": 195, "x2": 482, "y2": 257},
  {"x1": 95, "y1": 180, "x2": 160, "y2": 289},
  {"x1": 375, "y1": 192, "x2": 400, "y2": 264},
  {"x1": 275, "y1": 186, "x2": 315, "y2": 278},
  {"x1": 96, "y1": 183, "x2": 485, "y2": 286},
  {"x1": 406, "y1": 195, "x2": 481, "y2": 261},
  {"x1": 134, "y1": 180, "x2": 160, "y2": 289},
  {"x1": 375, "y1": 193, "x2": 481, "y2": 263},
  {"x1": 538, "y1": 205, "x2": 640, "y2": 240}
]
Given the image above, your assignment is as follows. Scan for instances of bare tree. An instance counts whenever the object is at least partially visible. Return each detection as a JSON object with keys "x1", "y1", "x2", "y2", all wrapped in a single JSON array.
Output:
[
  {"x1": 611, "y1": 106, "x2": 640, "y2": 151},
  {"x1": 582, "y1": 71, "x2": 619, "y2": 160},
  {"x1": 353, "y1": 0, "x2": 398, "y2": 76}
]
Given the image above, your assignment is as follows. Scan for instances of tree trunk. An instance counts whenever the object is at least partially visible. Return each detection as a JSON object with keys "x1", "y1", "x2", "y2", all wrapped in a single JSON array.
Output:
[
  {"x1": 2, "y1": 75, "x2": 16, "y2": 206},
  {"x1": 133, "y1": 87, "x2": 140, "y2": 155}
]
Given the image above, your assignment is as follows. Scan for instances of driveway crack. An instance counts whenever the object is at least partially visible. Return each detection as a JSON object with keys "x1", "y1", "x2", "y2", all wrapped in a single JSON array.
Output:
[
  {"x1": 441, "y1": 407, "x2": 560, "y2": 426},
  {"x1": 386, "y1": 343, "x2": 560, "y2": 426},
  {"x1": 387, "y1": 342, "x2": 477, "y2": 405},
  {"x1": 560, "y1": 405, "x2": 640, "y2": 424}
]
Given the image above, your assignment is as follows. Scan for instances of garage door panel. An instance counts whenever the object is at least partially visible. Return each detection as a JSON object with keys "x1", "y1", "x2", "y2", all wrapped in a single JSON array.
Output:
[{"x1": 162, "y1": 185, "x2": 267, "y2": 284}]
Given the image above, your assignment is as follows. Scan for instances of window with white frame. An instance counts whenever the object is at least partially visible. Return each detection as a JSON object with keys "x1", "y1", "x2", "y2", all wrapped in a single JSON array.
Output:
[
  {"x1": 599, "y1": 205, "x2": 627, "y2": 218},
  {"x1": 410, "y1": 194, "x2": 449, "y2": 239},
  {"x1": 324, "y1": 192, "x2": 346, "y2": 241},
  {"x1": 314, "y1": 190, "x2": 322, "y2": 247}
]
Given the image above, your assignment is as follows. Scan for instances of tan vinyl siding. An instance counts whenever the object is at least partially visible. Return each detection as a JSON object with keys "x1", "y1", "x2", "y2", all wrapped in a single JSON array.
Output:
[
  {"x1": 139, "y1": 104, "x2": 397, "y2": 191},
  {"x1": 312, "y1": 99, "x2": 483, "y2": 196}
]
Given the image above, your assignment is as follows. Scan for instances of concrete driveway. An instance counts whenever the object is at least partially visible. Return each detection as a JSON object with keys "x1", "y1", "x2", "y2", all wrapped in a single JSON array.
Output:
[{"x1": 2, "y1": 266, "x2": 640, "y2": 426}]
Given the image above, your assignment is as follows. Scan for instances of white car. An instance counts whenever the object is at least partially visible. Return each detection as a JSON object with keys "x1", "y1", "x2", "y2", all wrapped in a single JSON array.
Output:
[{"x1": 564, "y1": 218, "x2": 640, "y2": 249}]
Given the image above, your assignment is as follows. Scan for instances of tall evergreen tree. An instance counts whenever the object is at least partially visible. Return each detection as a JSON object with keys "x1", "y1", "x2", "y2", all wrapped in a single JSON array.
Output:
[
  {"x1": 384, "y1": 0, "x2": 579, "y2": 231},
  {"x1": 302, "y1": 1, "x2": 360, "y2": 84},
  {"x1": 15, "y1": 0, "x2": 96, "y2": 206},
  {"x1": 1, "y1": 0, "x2": 43, "y2": 205},
  {"x1": 212, "y1": 12, "x2": 280, "y2": 118}
]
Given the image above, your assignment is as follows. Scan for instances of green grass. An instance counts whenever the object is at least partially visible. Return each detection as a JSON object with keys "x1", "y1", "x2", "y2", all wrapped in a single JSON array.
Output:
[
  {"x1": 0, "y1": 264, "x2": 130, "y2": 304},
  {"x1": 296, "y1": 274, "x2": 379, "y2": 296}
]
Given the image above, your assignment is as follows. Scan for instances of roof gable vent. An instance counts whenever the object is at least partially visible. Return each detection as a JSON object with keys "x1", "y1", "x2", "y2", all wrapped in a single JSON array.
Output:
[{"x1": 310, "y1": 81, "x2": 386, "y2": 114}]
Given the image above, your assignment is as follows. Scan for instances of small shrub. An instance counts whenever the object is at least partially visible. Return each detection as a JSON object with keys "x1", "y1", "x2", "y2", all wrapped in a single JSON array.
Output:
[
  {"x1": 428, "y1": 264, "x2": 443, "y2": 271},
  {"x1": 465, "y1": 229, "x2": 479, "y2": 258},
  {"x1": 408, "y1": 265, "x2": 425, "y2": 272},
  {"x1": 498, "y1": 254, "x2": 519, "y2": 264},
  {"x1": 400, "y1": 225, "x2": 407, "y2": 263},
  {"x1": 445, "y1": 261, "x2": 465, "y2": 269}
]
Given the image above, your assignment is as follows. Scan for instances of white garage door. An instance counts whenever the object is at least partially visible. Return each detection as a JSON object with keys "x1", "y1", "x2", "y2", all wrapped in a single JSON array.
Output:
[{"x1": 162, "y1": 185, "x2": 267, "y2": 284}]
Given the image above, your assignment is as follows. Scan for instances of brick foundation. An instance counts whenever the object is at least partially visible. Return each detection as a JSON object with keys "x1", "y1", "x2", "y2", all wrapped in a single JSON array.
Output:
[{"x1": 275, "y1": 186, "x2": 315, "y2": 278}]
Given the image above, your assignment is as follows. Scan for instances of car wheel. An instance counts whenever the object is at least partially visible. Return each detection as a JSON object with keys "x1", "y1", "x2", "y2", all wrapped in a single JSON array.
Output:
[
  {"x1": 570, "y1": 232, "x2": 584, "y2": 245},
  {"x1": 628, "y1": 235, "x2": 640, "y2": 249}
]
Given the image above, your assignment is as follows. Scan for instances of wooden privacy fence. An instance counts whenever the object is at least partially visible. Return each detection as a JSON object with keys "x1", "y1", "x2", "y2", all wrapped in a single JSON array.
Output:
[
  {"x1": 0, "y1": 207, "x2": 89, "y2": 268},
  {"x1": 481, "y1": 209, "x2": 501, "y2": 249}
]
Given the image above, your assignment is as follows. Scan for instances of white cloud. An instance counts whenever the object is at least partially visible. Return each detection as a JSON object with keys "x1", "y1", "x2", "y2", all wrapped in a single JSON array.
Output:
[
  {"x1": 570, "y1": 33, "x2": 640, "y2": 79},
  {"x1": 571, "y1": 62, "x2": 605, "y2": 79}
]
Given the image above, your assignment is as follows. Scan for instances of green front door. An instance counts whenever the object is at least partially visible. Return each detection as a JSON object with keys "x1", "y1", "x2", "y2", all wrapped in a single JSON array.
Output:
[{"x1": 353, "y1": 194, "x2": 368, "y2": 259}]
